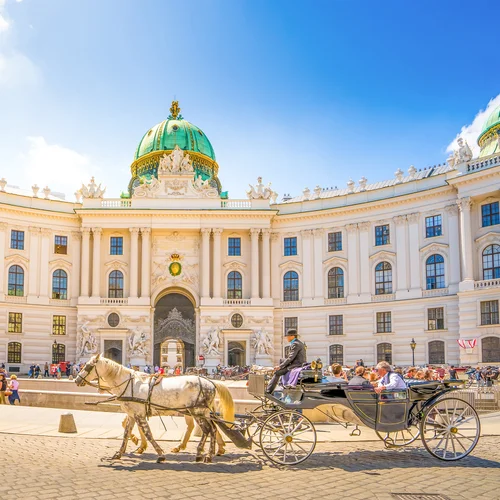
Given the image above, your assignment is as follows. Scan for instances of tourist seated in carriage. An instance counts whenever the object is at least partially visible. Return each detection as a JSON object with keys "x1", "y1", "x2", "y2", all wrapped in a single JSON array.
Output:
[
  {"x1": 324, "y1": 363, "x2": 348, "y2": 383},
  {"x1": 374, "y1": 361, "x2": 407, "y2": 393},
  {"x1": 348, "y1": 366, "x2": 372, "y2": 387}
]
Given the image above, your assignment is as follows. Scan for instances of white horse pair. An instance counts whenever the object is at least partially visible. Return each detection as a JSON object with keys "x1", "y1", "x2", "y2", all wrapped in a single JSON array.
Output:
[{"x1": 75, "y1": 354, "x2": 234, "y2": 463}]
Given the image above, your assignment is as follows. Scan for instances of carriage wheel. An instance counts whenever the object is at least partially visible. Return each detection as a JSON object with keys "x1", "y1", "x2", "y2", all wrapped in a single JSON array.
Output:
[
  {"x1": 247, "y1": 404, "x2": 276, "y2": 444},
  {"x1": 375, "y1": 427, "x2": 420, "y2": 448},
  {"x1": 259, "y1": 410, "x2": 316, "y2": 465},
  {"x1": 420, "y1": 397, "x2": 480, "y2": 461}
]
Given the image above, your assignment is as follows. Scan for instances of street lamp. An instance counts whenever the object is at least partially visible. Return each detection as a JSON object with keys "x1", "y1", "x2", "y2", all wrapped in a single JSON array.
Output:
[{"x1": 410, "y1": 338, "x2": 417, "y2": 366}]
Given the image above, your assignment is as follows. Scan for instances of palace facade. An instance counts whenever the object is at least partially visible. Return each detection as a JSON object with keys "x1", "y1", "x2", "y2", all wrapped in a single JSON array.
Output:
[{"x1": 1, "y1": 101, "x2": 500, "y2": 373}]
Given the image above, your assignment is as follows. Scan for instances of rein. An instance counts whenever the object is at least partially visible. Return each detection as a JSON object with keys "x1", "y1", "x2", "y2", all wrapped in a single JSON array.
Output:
[{"x1": 79, "y1": 361, "x2": 134, "y2": 399}]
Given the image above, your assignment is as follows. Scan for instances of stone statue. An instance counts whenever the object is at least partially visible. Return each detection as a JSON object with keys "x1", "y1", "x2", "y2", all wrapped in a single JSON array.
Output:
[
  {"x1": 252, "y1": 329, "x2": 273, "y2": 355},
  {"x1": 78, "y1": 321, "x2": 98, "y2": 356},
  {"x1": 246, "y1": 176, "x2": 276, "y2": 200},
  {"x1": 133, "y1": 176, "x2": 161, "y2": 198},
  {"x1": 201, "y1": 327, "x2": 221, "y2": 356},
  {"x1": 128, "y1": 327, "x2": 150, "y2": 356},
  {"x1": 78, "y1": 177, "x2": 106, "y2": 199},
  {"x1": 448, "y1": 137, "x2": 473, "y2": 168},
  {"x1": 158, "y1": 145, "x2": 194, "y2": 174}
]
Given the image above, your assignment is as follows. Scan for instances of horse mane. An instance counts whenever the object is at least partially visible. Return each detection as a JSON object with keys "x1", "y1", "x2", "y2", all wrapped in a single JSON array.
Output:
[{"x1": 99, "y1": 356, "x2": 134, "y2": 379}]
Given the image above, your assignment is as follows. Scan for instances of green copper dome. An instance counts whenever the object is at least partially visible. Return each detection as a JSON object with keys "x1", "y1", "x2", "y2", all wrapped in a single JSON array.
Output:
[
  {"x1": 134, "y1": 103, "x2": 215, "y2": 161},
  {"x1": 478, "y1": 104, "x2": 500, "y2": 158}
]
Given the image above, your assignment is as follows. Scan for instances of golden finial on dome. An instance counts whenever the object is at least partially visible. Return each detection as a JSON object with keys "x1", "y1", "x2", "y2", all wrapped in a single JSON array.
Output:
[{"x1": 170, "y1": 100, "x2": 181, "y2": 120}]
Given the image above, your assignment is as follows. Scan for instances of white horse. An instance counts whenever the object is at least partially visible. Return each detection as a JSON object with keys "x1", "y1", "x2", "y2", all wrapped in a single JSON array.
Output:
[{"x1": 75, "y1": 354, "x2": 234, "y2": 463}]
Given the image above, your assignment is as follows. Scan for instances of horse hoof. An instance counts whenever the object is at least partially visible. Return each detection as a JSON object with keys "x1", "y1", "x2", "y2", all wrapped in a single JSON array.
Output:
[
  {"x1": 133, "y1": 447, "x2": 146, "y2": 455},
  {"x1": 156, "y1": 456, "x2": 166, "y2": 463},
  {"x1": 111, "y1": 453, "x2": 122, "y2": 460},
  {"x1": 203, "y1": 456, "x2": 212, "y2": 464},
  {"x1": 195, "y1": 456, "x2": 203, "y2": 462},
  {"x1": 171, "y1": 447, "x2": 180, "y2": 453},
  {"x1": 216, "y1": 449, "x2": 225, "y2": 456},
  {"x1": 131, "y1": 436, "x2": 139, "y2": 445}
]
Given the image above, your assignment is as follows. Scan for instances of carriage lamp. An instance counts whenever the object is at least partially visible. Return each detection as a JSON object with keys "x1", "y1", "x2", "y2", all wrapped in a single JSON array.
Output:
[{"x1": 410, "y1": 338, "x2": 417, "y2": 366}]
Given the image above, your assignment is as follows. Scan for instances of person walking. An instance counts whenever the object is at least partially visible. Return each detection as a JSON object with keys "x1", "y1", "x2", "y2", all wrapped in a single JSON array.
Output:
[
  {"x1": 34, "y1": 364, "x2": 41, "y2": 378},
  {"x1": 8, "y1": 375, "x2": 20, "y2": 405},
  {"x1": 0, "y1": 373, "x2": 8, "y2": 404},
  {"x1": 43, "y1": 362, "x2": 49, "y2": 377}
]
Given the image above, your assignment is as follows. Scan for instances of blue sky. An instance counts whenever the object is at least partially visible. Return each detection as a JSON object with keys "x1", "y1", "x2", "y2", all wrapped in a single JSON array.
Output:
[{"x1": 0, "y1": 0, "x2": 499, "y2": 200}]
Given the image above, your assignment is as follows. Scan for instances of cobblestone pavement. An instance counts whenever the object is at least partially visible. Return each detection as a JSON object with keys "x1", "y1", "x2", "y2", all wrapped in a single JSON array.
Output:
[{"x1": 1, "y1": 434, "x2": 498, "y2": 500}]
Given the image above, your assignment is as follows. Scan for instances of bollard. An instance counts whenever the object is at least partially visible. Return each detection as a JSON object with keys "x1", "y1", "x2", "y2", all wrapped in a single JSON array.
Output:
[{"x1": 58, "y1": 412, "x2": 78, "y2": 433}]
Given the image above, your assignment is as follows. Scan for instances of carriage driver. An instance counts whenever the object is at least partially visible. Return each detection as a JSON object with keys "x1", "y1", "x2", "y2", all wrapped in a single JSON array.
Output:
[
  {"x1": 374, "y1": 361, "x2": 407, "y2": 393},
  {"x1": 266, "y1": 329, "x2": 307, "y2": 394}
]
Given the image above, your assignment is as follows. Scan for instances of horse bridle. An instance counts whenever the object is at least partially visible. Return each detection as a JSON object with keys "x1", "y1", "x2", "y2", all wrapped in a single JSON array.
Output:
[{"x1": 77, "y1": 359, "x2": 133, "y2": 395}]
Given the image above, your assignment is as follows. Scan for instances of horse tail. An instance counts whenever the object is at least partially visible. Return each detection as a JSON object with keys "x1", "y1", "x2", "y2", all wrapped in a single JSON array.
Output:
[{"x1": 212, "y1": 380, "x2": 235, "y2": 424}]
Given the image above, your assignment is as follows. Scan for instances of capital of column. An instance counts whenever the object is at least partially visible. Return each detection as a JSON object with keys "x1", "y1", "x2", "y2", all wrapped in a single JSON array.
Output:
[
  {"x1": 393, "y1": 215, "x2": 407, "y2": 226},
  {"x1": 270, "y1": 231, "x2": 279, "y2": 241},
  {"x1": 92, "y1": 227, "x2": 103, "y2": 236},
  {"x1": 312, "y1": 228, "x2": 324, "y2": 237},
  {"x1": 358, "y1": 222, "x2": 370, "y2": 231},
  {"x1": 212, "y1": 228, "x2": 223, "y2": 236},
  {"x1": 140, "y1": 227, "x2": 151, "y2": 235},
  {"x1": 301, "y1": 229, "x2": 313, "y2": 239},
  {"x1": 445, "y1": 204, "x2": 459, "y2": 216},
  {"x1": 29, "y1": 226, "x2": 41, "y2": 234},
  {"x1": 40, "y1": 228, "x2": 52, "y2": 237},
  {"x1": 0, "y1": 222, "x2": 7, "y2": 231},
  {"x1": 71, "y1": 230, "x2": 82, "y2": 240},
  {"x1": 129, "y1": 227, "x2": 140, "y2": 235},
  {"x1": 249, "y1": 228, "x2": 261, "y2": 238},
  {"x1": 81, "y1": 227, "x2": 91, "y2": 236},
  {"x1": 407, "y1": 213, "x2": 419, "y2": 224},
  {"x1": 457, "y1": 197, "x2": 472, "y2": 212},
  {"x1": 201, "y1": 228, "x2": 212, "y2": 237},
  {"x1": 345, "y1": 223, "x2": 358, "y2": 234},
  {"x1": 261, "y1": 228, "x2": 271, "y2": 237}
]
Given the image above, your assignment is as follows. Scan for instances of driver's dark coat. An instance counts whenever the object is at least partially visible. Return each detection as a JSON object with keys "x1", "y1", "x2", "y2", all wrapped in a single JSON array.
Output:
[{"x1": 278, "y1": 339, "x2": 307, "y2": 371}]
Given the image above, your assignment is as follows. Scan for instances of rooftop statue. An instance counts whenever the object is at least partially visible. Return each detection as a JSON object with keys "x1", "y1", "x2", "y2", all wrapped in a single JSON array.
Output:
[
  {"x1": 448, "y1": 137, "x2": 473, "y2": 169},
  {"x1": 133, "y1": 176, "x2": 161, "y2": 198},
  {"x1": 247, "y1": 176, "x2": 277, "y2": 201},
  {"x1": 158, "y1": 145, "x2": 194, "y2": 175},
  {"x1": 78, "y1": 177, "x2": 106, "y2": 199}
]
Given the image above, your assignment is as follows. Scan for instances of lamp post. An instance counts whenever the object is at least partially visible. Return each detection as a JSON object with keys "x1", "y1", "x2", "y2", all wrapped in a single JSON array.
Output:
[{"x1": 410, "y1": 338, "x2": 417, "y2": 366}]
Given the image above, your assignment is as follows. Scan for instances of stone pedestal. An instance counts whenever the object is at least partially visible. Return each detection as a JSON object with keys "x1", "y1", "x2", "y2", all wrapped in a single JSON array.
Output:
[
  {"x1": 203, "y1": 354, "x2": 222, "y2": 373},
  {"x1": 255, "y1": 353, "x2": 273, "y2": 367}
]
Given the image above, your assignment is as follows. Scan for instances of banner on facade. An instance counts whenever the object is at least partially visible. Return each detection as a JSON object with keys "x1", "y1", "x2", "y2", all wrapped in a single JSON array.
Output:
[{"x1": 457, "y1": 339, "x2": 477, "y2": 349}]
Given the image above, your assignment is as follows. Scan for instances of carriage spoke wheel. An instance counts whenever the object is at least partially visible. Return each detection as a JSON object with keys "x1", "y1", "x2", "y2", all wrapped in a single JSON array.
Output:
[
  {"x1": 375, "y1": 427, "x2": 420, "y2": 448},
  {"x1": 259, "y1": 410, "x2": 316, "y2": 465},
  {"x1": 420, "y1": 397, "x2": 480, "y2": 461},
  {"x1": 247, "y1": 404, "x2": 276, "y2": 444}
]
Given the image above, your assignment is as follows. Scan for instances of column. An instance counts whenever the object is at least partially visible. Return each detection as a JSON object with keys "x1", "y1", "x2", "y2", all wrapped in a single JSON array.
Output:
[
  {"x1": 201, "y1": 229, "x2": 211, "y2": 298},
  {"x1": 458, "y1": 197, "x2": 474, "y2": 282},
  {"x1": 270, "y1": 232, "x2": 280, "y2": 299},
  {"x1": 358, "y1": 222, "x2": 370, "y2": 296},
  {"x1": 261, "y1": 229, "x2": 271, "y2": 299},
  {"x1": 71, "y1": 231, "x2": 81, "y2": 300},
  {"x1": 39, "y1": 228, "x2": 51, "y2": 297},
  {"x1": 28, "y1": 226, "x2": 40, "y2": 297},
  {"x1": 346, "y1": 224, "x2": 359, "y2": 297},
  {"x1": 91, "y1": 227, "x2": 102, "y2": 298},
  {"x1": 212, "y1": 228, "x2": 223, "y2": 299},
  {"x1": 141, "y1": 228, "x2": 151, "y2": 298},
  {"x1": 394, "y1": 215, "x2": 408, "y2": 291},
  {"x1": 407, "y1": 213, "x2": 420, "y2": 290},
  {"x1": 446, "y1": 204, "x2": 461, "y2": 288},
  {"x1": 129, "y1": 227, "x2": 140, "y2": 298},
  {"x1": 80, "y1": 228, "x2": 91, "y2": 297},
  {"x1": 0, "y1": 223, "x2": 7, "y2": 296},
  {"x1": 312, "y1": 229, "x2": 324, "y2": 299},
  {"x1": 250, "y1": 228, "x2": 260, "y2": 299}
]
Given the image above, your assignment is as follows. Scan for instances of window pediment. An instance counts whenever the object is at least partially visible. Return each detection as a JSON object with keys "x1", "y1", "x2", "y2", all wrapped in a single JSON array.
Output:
[
  {"x1": 49, "y1": 258, "x2": 72, "y2": 268},
  {"x1": 5, "y1": 254, "x2": 29, "y2": 264},
  {"x1": 322, "y1": 255, "x2": 348, "y2": 267},
  {"x1": 279, "y1": 260, "x2": 303, "y2": 270},
  {"x1": 475, "y1": 231, "x2": 500, "y2": 246},
  {"x1": 104, "y1": 259, "x2": 128, "y2": 271},
  {"x1": 369, "y1": 250, "x2": 396, "y2": 261},
  {"x1": 223, "y1": 260, "x2": 247, "y2": 270},
  {"x1": 419, "y1": 242, "x2": 449, "y2": 254}
]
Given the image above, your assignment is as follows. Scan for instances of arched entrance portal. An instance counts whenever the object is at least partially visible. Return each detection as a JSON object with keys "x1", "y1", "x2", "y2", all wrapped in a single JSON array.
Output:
[{"x1": 154, "y1": 293, "x2": 195, "y2": 370}]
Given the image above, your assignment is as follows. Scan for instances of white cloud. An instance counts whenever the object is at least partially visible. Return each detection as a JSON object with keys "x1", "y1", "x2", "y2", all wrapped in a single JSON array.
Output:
[
  {"x1": 447, "y1": 94, "x2": 500, "y2": 156},
  {"x1": 18, "y1": 137, "x2": 98, "y2": 197},
  {"x1": 0, "y1": 14, "x2": 9, "y2": 32}
]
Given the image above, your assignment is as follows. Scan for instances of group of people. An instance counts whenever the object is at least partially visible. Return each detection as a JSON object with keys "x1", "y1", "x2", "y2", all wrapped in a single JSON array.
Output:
[{"x1": 0, "y1": 366, "x2": 20, "y2": 405}]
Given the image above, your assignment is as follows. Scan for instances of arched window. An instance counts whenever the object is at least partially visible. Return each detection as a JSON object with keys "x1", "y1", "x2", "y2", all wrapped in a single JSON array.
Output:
[
  {"x1": 328, "y1": 267, "x2": 344, "y2": 298},
  {"x1": 482, "y1": 337, "x2": 500, "y2": 363},
  {"x1": 375, "y1": 262, "x2": 392, "y2": 295},
  {"x1": 7, "y1": 342, "x2": 22, "y2": 363},
  {"x1": 52, "y1": 269, "x2": 68, "y2": 300},
  {"x1": 227, "y1": 271, "x2": 242, "y2": 299},
  {"x1": 329, "y1": 344, "x2": 343, "y2": 365},
  {"x1": 377, "y1": 343, "x2": 392, "y2": 364},
  {"x1": 426, "y1": 254, "x2": 445, "y2": 290},
  {"x1": 108, "y1": 270, "x2": 124, "y2": 298},
  {"x1": 283, "y1": 271, "x2": 299, "y2": 301},
  {"x1": 428, "y1": 340, "x2": 445, "y2": 364},
  {"x1": 482, "y1": 244, "x2": 500, "y2": 280},
  {"x1": 8, "y1": 265, "x2": 24, "y2": 296},
  {"x1": 52, "y1": 343, "x2": 66, "y2": 364}
]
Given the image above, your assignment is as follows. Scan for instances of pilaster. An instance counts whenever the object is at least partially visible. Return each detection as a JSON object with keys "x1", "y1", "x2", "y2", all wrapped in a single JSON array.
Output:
[
  {"x1": 250, "y1": 228, "x2": 260, "y2": 300},
  {"x1": 71, "y1": 231, "x2": 81, "y2": 303},
  {"x1": 39, "y1": 228, "x2": 51, "y2": 299},
  {"x1": 346, "y1": 223, "x2": 359, "y2": 302},
  {"x1": 0, "y1": 222, "x2": 7, "y2": 296},
  {"x1": 407, "y1": 213, "x2": 421, "y2": 296},
  {"x1": 80, "y1": 227, "x2": 91, "y2": 297},
  {"x1": 446, "y1": 204, "x2": 461, "y2": 292},
  {"x1": 201, "y1": 229, "x2": 211, "y2": 299},
  {"x1": 358, "y1": 222, "x2": 371, "y2": 300},
  {"x1": 129, "y1": 227, "x2": 140, "y2": 298},
  {"x1": 312, "y1": 228, "x2": 324, "y2": 300},
  {"x1": 261, "y1": 228, "x2": 271, "y2": 299},
  {"x1": 212, "y1": 228, "x2": 223, "y2": 299},
  {"x1": 140, "y1": 228, "x2": 151, "y2": 298},
  {"x1": 91, "y1": 227, "x2": 102, "y2": 299},
  {"x1": 394, "y1": 215, "x2": 408, "y2": 298},
  {"x1": 27, "y1": 226, "x2": 40, "y2": 299},
  {"x1": 457, "y1": 197, "x2": 474, "y2": 290}
]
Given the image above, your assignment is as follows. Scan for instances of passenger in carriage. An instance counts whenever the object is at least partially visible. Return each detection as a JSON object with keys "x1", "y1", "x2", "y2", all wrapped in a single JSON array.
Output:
[
  {"x1": 374, "y1": 361, "x2": 407, "y2": 393},
  {"x1": 348, "y1": 366, "x2": 371, "y2": 388},
  {"x1": 324, "y1": 363, "x2": 348, "y2": 383}
]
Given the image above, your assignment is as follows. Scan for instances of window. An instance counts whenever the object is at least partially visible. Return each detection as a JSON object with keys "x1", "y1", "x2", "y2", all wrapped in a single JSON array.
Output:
[
  {"x1": 375, "y1": 262, "x2": 392, "y2": 295},
  {"x1": 52, "y1": 315, "x2": 66, "y2": 335},
  {"x1": 428, "y1": 340, "x2": 445, "y2": 364},
  {"x1": 231, "y1": 313, "x2": 243, "y2": 328},
  {"x1": 426, "y1": 254, "x2": 445, "y2": 290},
  {"x1": 283, "y1": 271, "x2": 299, "y2": 301},
  {"x1": 482, "y1": 337, "x2": 500, "y2": 363},
  {"x1": 54, "y1": 235, "x2": 68, "y2": 254},
  {"x1": 8, "y1": 312, "x2": 22, "y2": 333},
  {"x1": 228, "y1": 237, "x2": 241, "y2": 256},
  {"x1": 428, "y1": 307, "x2": 444, "y2": 330},
  {"x1": 284, "y1": 317, "x2": 298, "y2": 335},
  {"x1": 377, "y1": 343, "x2": 392, "y2": 364},
  {"x1": 227, "y1": 271, "x2": 242, "y2": 299},
  {"x1": 329, "y1": 344, "x2": 343, "y2": 365},
  {"x1": 375, "y1": 224, "x2": 390, "y2": 246},
  {"x1": 110, "y1": 237, "x2": 123, "y2": 255},
  {"x1": 107, "y1": 313, "x2": 120, "y2": 328},
  {"x1": 482, "y1": 244, "x2": 500, "y2": 280},
  {"x1": 328, "y1": 267, "x2": 344, "y2": 298},
  {"x1": 329, "y1": 315, "x2": 343, "y2": 335},
  {"x1": 52, "y1": 343, "x2": 66, "y2": 364},
  {"x1": 8, "y1": 265, "x2": 24, "y2": 296},
  {"x1": 284, "y1": 237, "x2": 297, "y2": 256},
  {"x1": 425, "y1": 215, "x2": 442, "y2": 238},
  {"x1": 481, "y1": 300, "x2": 499, "y2": 326},
  {"x1": 376, "y1": 312, "x2": 392, "y2": 333},
  {"x1": 10, "y1": 230, "x2": 24, "y2": 250},
  {"x1": 108, "y1": 270, "x2": 124, "y2": 298},
  {"x1": 7, "y1": 342, "x2": 22, "y2": 364},
  {"x1": 481, "y1": 201, "x2": 499, "y2": 227},
  {"x1": 52, "y1": 269, "x2": 68, "y2": 300},
  {"x1": 328, "y1": 232, "x2": 342, "y2": 252}
]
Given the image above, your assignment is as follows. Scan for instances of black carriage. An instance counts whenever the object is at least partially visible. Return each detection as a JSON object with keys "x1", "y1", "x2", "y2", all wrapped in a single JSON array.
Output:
[{"x1": 216, "y1": 370, "x2": 481, "y2": 466}]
